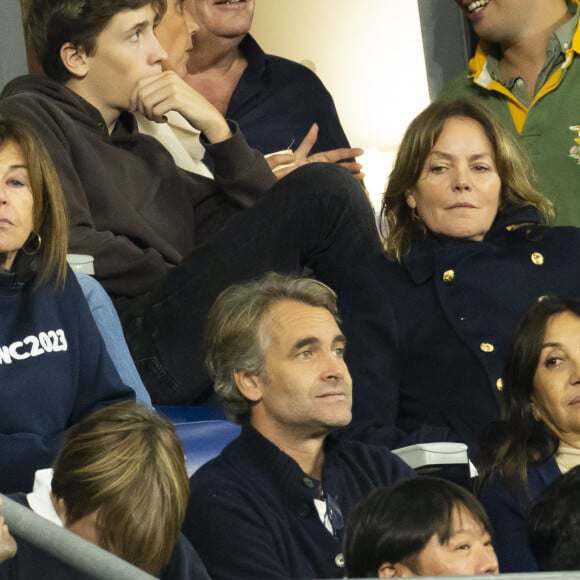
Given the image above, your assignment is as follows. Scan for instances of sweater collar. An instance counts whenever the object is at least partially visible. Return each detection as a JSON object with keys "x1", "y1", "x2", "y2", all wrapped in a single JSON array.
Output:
[
  {"x1": 237, "y1": 424, "x2": 341, "y2": 499},
  {"x1": 402, "y1": 205, "x2": 542, "y2": 285}
]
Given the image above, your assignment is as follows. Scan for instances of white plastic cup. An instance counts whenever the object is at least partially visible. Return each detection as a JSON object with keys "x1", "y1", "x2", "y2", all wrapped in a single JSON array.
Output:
[{"x1": 67, "y1": 254, "x2": 95, "y2": 276}]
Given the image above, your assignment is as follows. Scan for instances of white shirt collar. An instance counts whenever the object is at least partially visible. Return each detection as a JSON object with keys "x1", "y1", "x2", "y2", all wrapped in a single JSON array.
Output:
[{"x1": 26, "y1": 468, "x2": 63, "y2": 527}]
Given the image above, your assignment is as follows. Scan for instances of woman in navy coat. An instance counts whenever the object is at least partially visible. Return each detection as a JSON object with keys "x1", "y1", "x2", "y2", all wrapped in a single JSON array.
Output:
[{"x1": 339, "y1": 99, "x2": 580, "y2": 453}]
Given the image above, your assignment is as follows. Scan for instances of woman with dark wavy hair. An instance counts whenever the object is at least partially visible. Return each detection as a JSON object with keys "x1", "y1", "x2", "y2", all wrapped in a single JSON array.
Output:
[{"x1": 478, "y1": 295, "x2": 580, "y2": 572}]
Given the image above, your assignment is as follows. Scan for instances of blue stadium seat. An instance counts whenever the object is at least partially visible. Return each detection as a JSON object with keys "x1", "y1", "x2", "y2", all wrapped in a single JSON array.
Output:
[
  {"x1": 156, "y1": 405, "x2": 228, "y2": 424},
  {"x1": 156, "y1": 406, "x2": 241, "y2": 475}
]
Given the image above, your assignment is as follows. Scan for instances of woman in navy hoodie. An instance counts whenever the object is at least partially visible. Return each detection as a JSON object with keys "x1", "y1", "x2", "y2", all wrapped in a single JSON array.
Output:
[{"x1": 0, "y1": 118, "x2": 133, "y2": 493}]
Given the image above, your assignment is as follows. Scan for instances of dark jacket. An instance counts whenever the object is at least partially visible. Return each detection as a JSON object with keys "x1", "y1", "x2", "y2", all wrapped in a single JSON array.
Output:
[
  {"x1": 184, "y1": 424, "x2": 414, "y2": 580},
  {"x1": 339, "y1": 207, "x2": 580, "y2": 453},
  {"x1": 0, "y1": 75, "x2": 276, "y2": 299},
  {"x1": 225, "y1": 35, "x2": 350, "y2": 156},
  {"x1": 0, "y1": 257, "x2": 133, "y2": 493},
  {"x1": 479, "y1": 456, "x2": 561, "y2": 572}
]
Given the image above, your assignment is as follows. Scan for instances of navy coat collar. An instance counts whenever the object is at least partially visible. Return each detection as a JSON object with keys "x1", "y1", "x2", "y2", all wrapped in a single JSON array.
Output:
[{"x1": 402, "y1": 206, "x2": 543, "y2": 285}]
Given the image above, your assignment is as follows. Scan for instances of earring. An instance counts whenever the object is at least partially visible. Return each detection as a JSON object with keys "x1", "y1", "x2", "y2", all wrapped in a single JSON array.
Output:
[
  {"x1": 22, "y1": 232, "x2": 42, "y2": 256},
  {"x1": 411, "y1": 207, "x2": 420, "y2": 222}
]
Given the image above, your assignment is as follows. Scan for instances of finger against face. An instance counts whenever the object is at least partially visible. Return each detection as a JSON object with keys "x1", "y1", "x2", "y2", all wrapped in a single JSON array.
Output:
[
  {"x1": 130, "y1": 71, "x2": 178, "y2": 119},
  {"x1": 80, "y1": 6, "x2": 167, "y2": 123}
]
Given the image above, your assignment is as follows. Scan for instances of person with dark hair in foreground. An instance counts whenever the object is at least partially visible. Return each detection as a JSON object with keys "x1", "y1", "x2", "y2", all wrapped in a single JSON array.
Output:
[
  {"x1": 1, "y1": 401, "x2": 209, "y2": 579},
  {"x1": 528, "y1": 465, "x2": 580, "y2": 571},
  {"x1": 184, "y1": 273, "x2": 413, "y2": 580},
  {"x1": 343, "y1": 477, "x2": 499, "y2": 578}
]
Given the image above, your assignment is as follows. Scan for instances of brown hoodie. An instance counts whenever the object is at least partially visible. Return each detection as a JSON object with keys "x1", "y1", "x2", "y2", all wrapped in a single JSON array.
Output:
[{"x1": 0, "y1": 75, "x2": 275, "y2": 299}]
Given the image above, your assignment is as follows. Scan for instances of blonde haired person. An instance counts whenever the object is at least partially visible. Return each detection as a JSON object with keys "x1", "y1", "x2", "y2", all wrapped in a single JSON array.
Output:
[
  {"x1": 0, "y1": 117, "x2": 132, "y2": 494},
  {"x1": 2, "y1": 401, "x2": 209, "y2": 579},
  {"x1": 338, "y1": 99, "x2": 580, "y2": 456}
]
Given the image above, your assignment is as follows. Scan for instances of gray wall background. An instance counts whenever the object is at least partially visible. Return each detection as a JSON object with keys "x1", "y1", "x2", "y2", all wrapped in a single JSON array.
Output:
[
  {"x1": 418, "y1": 0, "x2": 473, "y2": 100},
  {"x1": 0, "y1": 0, "x2": 28, "y2": 92}
]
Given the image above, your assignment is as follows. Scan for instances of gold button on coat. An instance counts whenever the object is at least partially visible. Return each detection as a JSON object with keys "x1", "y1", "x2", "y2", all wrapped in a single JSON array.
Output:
[
  {"x1": 531, "y1": 252, "x2": 544, "y2": 266},
  {"x1": 335, "y1": 554, "x2": 345, "y2": 568},
  {"x1": 480, "y1": 342, "x2": 494, "y2": 353},
  {"x1": 442, "y1": 270, "x2": 455, "y2": 283},
  {"x1": 496, "y1": 378, "x2": 504, "y2": 391}
]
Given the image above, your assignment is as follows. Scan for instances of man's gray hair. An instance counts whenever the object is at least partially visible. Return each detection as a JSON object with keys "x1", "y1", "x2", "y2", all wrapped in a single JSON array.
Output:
[{"x1": 205, "y1": 273, "x2": 340, "y2": 423}]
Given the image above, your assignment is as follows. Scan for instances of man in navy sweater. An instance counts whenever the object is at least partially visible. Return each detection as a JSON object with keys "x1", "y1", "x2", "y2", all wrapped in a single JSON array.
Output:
[{"x1": 183, "y1": 273, "x2": 413, "y2": 580}]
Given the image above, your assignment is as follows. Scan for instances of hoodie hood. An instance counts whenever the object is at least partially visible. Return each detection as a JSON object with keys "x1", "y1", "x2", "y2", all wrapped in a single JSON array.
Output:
[
  {"x1": 0, "y1": 74, "x2": 138, "y2": 146},
  {"x1": 2, "y1": 75, "x2": 105, "y2": 131}
]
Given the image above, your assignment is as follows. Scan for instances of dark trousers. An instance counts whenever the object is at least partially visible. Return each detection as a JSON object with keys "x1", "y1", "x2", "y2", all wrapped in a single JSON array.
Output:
[{"x1": 122, "y1": 163, "x2": 382, "y2": 405}]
